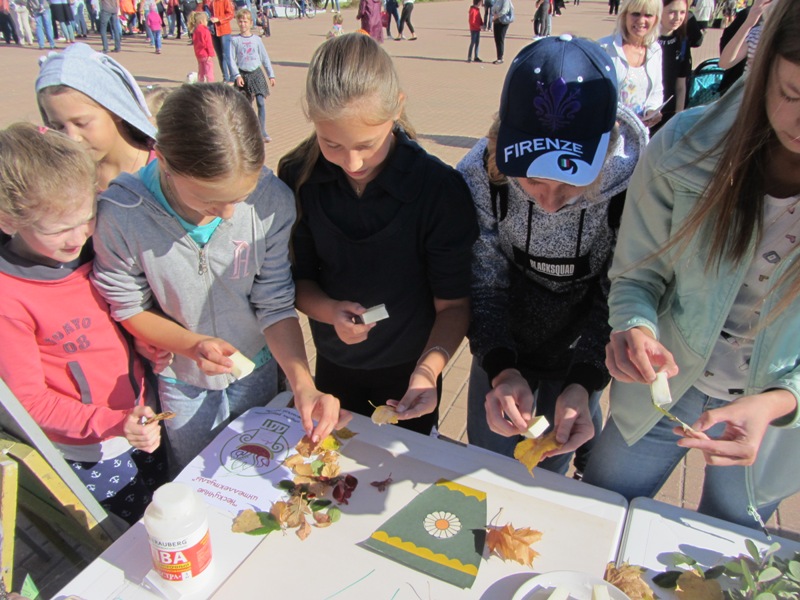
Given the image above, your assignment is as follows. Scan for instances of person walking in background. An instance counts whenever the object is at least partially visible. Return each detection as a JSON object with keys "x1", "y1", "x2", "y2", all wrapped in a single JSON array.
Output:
[
  {"x1": 209, "y1": 0, "x2": 235, "y2": 81},
  {"x1": 180, "y1": 0, "x2": 195, "y2": 40},
  {"x1": 467, "y1": 0, "x2": 482, "y2": 62},
  {"x1": 146, "y1": 3, "x2": 161, "y2": 51},
  {"x1": 231, "y1": 8, "x2": 275, "y2": 141},
  {"x1": 397, "y1": 0, "x2": 415, "y2": 40},
  {"x1": 357, "y1": 0, "x2": 382, "y2": 43},
  {"x1": 73, "y1": 0, "x2": 88, "y2": 36},
  {"x1": 28, "y1": 0, "x2": 56, "y2": 47},
  {"x1": 12, "y1": 0, "x2": 34, "y2": 44},
  {"x1": 327, "y1": 11, "x2": 343, "y2": 38},
  {"x1": 482, "y1": 0, "x2": 492, "y2": 30},
  {"x1": 609, "y1": 0, "x2": 619, "y2": 15},
  {"x1": 384, "y1": 0, "x2": 399, "y2": 39},
  {"x1": 491, "y1": 0, "x2": 512, "y2": 63},
  {"x1": 652, "y1": 0, "x2": 689, "y2": 133},
  {"x1": 190, "y1": 11, "x2": 215, "y2": 80},
  {"x1": 99, "y1": 0, "x2": 122, "y2": 51}
]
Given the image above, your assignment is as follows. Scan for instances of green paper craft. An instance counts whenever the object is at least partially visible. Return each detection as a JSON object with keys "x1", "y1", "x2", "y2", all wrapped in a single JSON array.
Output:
[{"x1": 364, "y1": 479, "x2": 487, "y2": 588}]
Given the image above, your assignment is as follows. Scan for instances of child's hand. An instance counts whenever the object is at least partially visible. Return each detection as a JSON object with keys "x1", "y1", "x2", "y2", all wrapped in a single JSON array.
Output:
[
  {"x1": 133, "y1": 338, "x2": 174, "y2": 374},
  {"x1": 124, "y1": 405, "x2": 162, "y2": 453},
  {"x1": 235, "y1": 75, "x2": 244, "y2": 87},
  {"x1": 268, "y1": 77, "x2": 275, "y2": 87},
  {"x1": 294, "y1": 385, "x2": 352, "y2": 443},
  {"x1": 332, "y1": 301, "x2": 376, "y2": 344},
  {"x1": 386, "y1": 366, "x2": 438, "y2": 420},
  {"x1": 191, "y1": 337, "x2": 239, "y2": 375}
]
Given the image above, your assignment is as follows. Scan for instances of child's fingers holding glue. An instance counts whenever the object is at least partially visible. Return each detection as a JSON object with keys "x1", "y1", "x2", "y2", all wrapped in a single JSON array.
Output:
[{"x1": 192, "y1": 336, "x2": 238, "y2": 375}]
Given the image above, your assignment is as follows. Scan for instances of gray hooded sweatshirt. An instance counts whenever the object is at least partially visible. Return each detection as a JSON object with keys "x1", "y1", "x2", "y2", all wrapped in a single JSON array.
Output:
[{"x1": 92, "y1": 166, "x2": 297, "y2": 390}]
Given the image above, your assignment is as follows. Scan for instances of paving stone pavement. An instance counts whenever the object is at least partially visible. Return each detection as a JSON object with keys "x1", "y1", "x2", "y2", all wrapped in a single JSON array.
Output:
[{"x1": 1, "y1": 0, "x2": 799, "y2": 593}]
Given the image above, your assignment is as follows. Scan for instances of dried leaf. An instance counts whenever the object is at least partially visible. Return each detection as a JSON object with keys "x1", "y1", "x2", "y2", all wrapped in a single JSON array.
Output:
[
  {"x1": 371, "y1": 405, "x2": 399, "y2": 426},
  {"x1": 513, "y1": 431, "x2": 562, "y2": 476},
  {"x1": 295, "y1": 436, "x2": 319, "y2": 457},
  {"x1": 485, "y1": 522, "x2": 542, "y2": 566},
  {"x1": 292, "y1": 463, "x2": 314, "y2": 477},
  {"x1": 318, "y1": 450, "x2": 339, "y2": 464},
  {"x1": 370, "y1": 474, "x2": 393, "y2": 492},
  {"x1": 321, "y1": 462, "x2": 341, "y2": 478},
  {"x1": 296, "y1": 520, "x2": 312, "y2": 540},
  {"x1": 284, "y1": 496, "x2": 312, "y2": 528},
  {"x1": 231, "y1": 509, "x2": 263, "y2": 533},
  {"x1": 675, "y1": 571, "x2": 724, "y2": 600},
  {"x1": 293, "y1": 474, "x2": 315, "y2": 485},
  {"x1": 270, "y1": 500, "x2": 289, "y2": 526},
  {"x1": 306, "y1": 481, "x2": 330, "y2": 498},
  {"x1": 283, "y1": 454, "x2": 305, "y2": 468},
  {"x1": 318, "y1": 435, "x2": 341, "y2": 451},
  {"x1": 605, "y1": 562, "x2": 656, "y2": 600},
  {"x1": 334, "y1": 427, "x2": 357, "y2": 440},
  {"x1": 314, "y1": 511, "x2": 332, "y2": 527}
]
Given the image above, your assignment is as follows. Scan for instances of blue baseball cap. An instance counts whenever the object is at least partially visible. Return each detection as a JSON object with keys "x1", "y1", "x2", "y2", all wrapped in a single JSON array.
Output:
[{"x1": 496, "y1": 34, "x2": 618, "y2": 186}]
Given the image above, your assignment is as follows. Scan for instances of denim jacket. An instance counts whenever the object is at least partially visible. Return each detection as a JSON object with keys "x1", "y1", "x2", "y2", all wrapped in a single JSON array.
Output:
[{"x1": 607, "y1": 81, "x2": 800, "y2": 511}]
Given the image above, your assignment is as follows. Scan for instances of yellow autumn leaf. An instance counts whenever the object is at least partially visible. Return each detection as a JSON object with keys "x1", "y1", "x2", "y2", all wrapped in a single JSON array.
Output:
[
  {"x1": 231, "y1": 509, "x2": 263, "y2": 533},
  {"x1": 604, "y1": 562, "x2": 655, "y2": 600},
  {"x1": 514, "y1": 431, "x2": 562, "y2": 476},
  {"x1": 318, "y1": 450, "x2": 339, "y2": 464},
  {"x1": 292, "y1": 463, "x2": 314, "y2": 477},
  {"x1": 321, "y1": 462, "x2": 341, "y2": 478},
  {"x1": 485, "y1": 522, "x2": 542, "y2": 566},
  {"x1": 371, "y1": 405, "x2": 399, "y2": 426},
  {"x1": 283, "y1": 454, "x2": 305, "y2": 468},
  {"x1": 318, "y1": 435, "x2": 341, "y2": 451},
  {"x1": 675, "y1": 572, "x2": 723, "y2": 600}
]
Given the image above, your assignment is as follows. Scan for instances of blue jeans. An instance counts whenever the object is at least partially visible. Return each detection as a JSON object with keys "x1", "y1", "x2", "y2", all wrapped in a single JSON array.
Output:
[
  {"x1": 158, "y1": 360, "x2": 278, "y2": 475},
  {"x1": 99, "y1": 8, "x2": 121, "y2": 51},
  {"x1": 212, "y1": 33, "x2": 235, "y2": 81},
  {"x1": 152, "y1": 29, "x2": 161, "y2": 49},
  {"x1": 34, "y1": 10, "x2": 55, "y2": 47},
  {"x1": 467, "y1": 358, "x2": 603, "y2": 475},
  {"x1": 468, "y1": 29, "x2": 480, "y2": 60},
  {"x1": 582, "y1": 386, "x2": 779, "y2": 529},
  {"x1": 74, "y1": 3, "x2": 88, "y2": 35}
]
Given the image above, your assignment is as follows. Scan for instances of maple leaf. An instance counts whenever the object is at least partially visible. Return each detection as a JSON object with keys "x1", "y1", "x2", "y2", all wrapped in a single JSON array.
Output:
[
  {"x1": 370, "y1": 474, "x2": 393, "y2": 492},
  {"x1": 514, "y1": 431, "x2": 562, "y2": 476},
  {"x1": 485, "y1": 523, "x2": 542, "y2": 566},
  {"x1": 284, "y1": 496, "x2": 312, "y2": 528},
  {"x1": 334, "y1": 427, "x2": 357, "y2": 440},
  {"x1": 675, "y1": 572, "x2": 723, "y2": 600},
  {"x1": 371, "y1": 405, "x2": 399, "y2": 426},
  {"x1": 296, "y1": 520, "x2": 312, "y2": 540},
  {"x1": 604, "y1": 562, "x2": 656, "y2": 600}
]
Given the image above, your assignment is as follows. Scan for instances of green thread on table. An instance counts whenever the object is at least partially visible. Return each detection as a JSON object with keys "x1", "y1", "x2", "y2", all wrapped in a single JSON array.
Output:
[{"x1": 323, "y1": 569, "x2": 376, "y2": 599}]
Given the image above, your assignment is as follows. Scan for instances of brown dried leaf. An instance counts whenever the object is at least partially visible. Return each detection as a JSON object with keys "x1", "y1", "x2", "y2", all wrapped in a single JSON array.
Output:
[
  {"x1": 296, "y1": 519, "x2": 312, "y2": 540},
  {"x1": 321, "y1": 462, "x2": 341, "y2": 478},
  {"x1": 284, "y1": 496, "x2": 312, "y2": 528},
  {"x1": 306, "y1": 481, "x2": 330, "y2": 498},
  {"x1": 318, "y1": 450, "x2": 339, "y2": 464},
  {"x1": 675, "y1": 572, "x2": 723, "y2": 600},
  {"x1": 292, "y1": 463, "x2": 314, "y2": 477},
  {"x1": 313, "y1": 511, "x2": 333, "y2": 527},
  {"x1": 604, "y1": 562, "x2": 655, "y2": 600},
  {"x1": 293, "y1": 474, "x2": 315, "y2": 485},
  {"x1": 371, "y1": 405, "x2": 399, "y2": 426},
  {"x1": 283, "y1": 454, "x2": 305, "y2": 468},
  {"x1": 334, "y1": 427, "x2": 357, "y2": 440},
  {"x1": 485, "y1": 522, "x2": 542, "y2": 566},
  {"x1": 295, "y1": 436, "x2": 319, "y2": 457},
  {"x1": 513, "y1": 431, "x2": 562, "y2": 476},
  {"x1": 270, "y1": 501, "x2": 289, "y2": 526},
  {"x1": 231, "y1": 509, "x2": 263, "y2": 533}
]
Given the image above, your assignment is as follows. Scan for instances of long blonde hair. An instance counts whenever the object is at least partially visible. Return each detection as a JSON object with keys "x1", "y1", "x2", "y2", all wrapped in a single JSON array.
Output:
[
  {"x1": 0, "y1": 123, "x2": 95, "y2": 230},
  {"x1": 616, "y1": 0, "x2": 662, "y2": 46},
  {"x1": 654, "y1": 0, "x2": 800, "y2": 320},
  {"x1": 278, "y1": 33, "x2": 415, "y2": 195}
]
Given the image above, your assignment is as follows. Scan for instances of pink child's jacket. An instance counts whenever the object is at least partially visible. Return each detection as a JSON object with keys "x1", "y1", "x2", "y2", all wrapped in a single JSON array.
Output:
[
  {"x1": 146, "y1": 9, "x2": 162, "y2": 30},
  {"x1": 193, "y1": 23, "x2": 215, "y2": 59}
]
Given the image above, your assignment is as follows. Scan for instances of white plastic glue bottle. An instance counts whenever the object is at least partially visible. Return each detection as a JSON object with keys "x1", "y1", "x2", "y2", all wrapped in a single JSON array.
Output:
[{"x1": 144, "y1": 482, "x2": 214, "y2": 593}]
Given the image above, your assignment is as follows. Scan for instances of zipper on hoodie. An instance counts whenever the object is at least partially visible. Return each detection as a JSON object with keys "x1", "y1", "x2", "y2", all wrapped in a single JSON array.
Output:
[{"x1": 198, "y1": 246, "x2": 208, "y2": 275}]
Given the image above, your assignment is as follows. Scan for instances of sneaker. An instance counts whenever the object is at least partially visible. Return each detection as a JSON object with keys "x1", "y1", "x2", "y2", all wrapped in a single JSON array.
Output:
[
  {"x1": 409, "y1": 35, "x2": 417, "y2": 40},
  {"x1": 467, "y1": 58, "x2": 472, "y2": 62},
  {"x1": 493, "y1": 59, "x2": 503, "y2": 64},
  {"x1": 474, "y1": 57, "x2": 482, "y2": 62},
  {"x1": 263, "y1": 134, "x2": 272, "y2": 143}
]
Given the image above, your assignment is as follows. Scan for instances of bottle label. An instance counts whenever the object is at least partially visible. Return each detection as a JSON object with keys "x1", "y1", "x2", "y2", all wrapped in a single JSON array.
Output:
[{"x1": 148, "y1": 525, "x2": 213, "y2": 582}]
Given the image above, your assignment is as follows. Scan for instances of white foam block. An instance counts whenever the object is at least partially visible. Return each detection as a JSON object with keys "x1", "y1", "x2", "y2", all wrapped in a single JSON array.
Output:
[
  {"x1": 360, "y1": 304, "x2": 389, "y2": 325},
  {"x1": 592, "y1": 584, "x2": 611, "y2": 600},
  {"x1": 522, "y1": 415, "x2": 550, "y2": 439},
  {"x1": 229, "y1": 351, "x2": 255, "y2": 380},
  {"x1": 547, "y1": 586, "x2": 571, "y2": 600}
]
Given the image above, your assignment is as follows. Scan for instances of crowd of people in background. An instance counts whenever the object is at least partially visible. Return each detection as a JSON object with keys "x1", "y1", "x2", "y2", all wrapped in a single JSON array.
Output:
[{"x1": 1, "y1": 0, "x2": 799, "y2": 584}]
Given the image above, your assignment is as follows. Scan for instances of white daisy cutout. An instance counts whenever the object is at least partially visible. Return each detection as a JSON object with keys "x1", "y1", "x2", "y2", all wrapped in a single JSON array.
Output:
[{"x1": 423, "y1": 511, "x2": 462, "y2": 539}]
